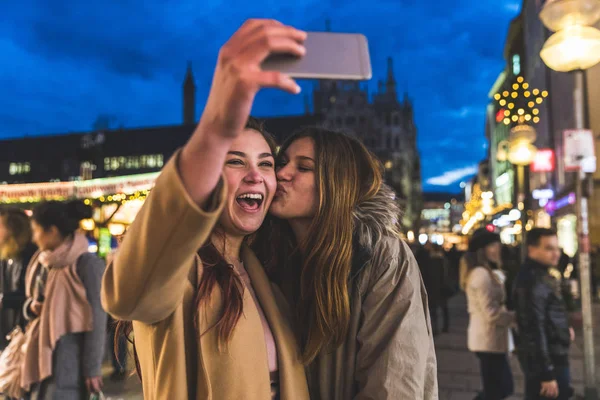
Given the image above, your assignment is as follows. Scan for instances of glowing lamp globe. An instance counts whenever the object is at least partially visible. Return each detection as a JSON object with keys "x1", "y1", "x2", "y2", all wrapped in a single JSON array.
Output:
[
  {"x1": 541, "y1": 25, "x2": 600, "y2": 71},
  {"x1": 539, "y1": 0, "x2": 600, "y2": 32},
  {"x1": 507, "y1": 124, "x2": 538, "y2": 166},
  {"x1": 508, "y1": 140, "x2": 538, "y2": 166}
]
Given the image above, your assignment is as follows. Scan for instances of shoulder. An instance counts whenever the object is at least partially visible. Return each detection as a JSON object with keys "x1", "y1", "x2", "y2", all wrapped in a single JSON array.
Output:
[
  {"x1": 358, "y1": 236, "x2": 420, "y2": 292},
  {"x1": 77, "y1": 252, "x2": 105, "y2": 273},
  {"x1": 467, "y1": 267, "x2": 493, "y2": 286}
]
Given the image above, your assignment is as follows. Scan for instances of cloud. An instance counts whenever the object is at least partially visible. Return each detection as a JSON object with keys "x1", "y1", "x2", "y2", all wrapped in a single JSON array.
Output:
[
  {"x1": 504, "y1": 2, "x2": 521, "y2": 13},
  {"x1": 0, "y1": 0, "x2": 521, "y2": 193},
  {"x1": 434, "y1": 106, "x2": 485, "y2": 119},
  {"x1": 426, "y1": 165, "x2": 478, "y2": 186}
]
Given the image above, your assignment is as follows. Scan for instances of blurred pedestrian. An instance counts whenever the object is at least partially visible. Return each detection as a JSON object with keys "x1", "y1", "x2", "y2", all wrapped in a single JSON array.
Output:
[
  {"x1": 105, "y1": 232, "x2": 128, "y2": 381},
  {"x1": 513, "y1": 228, "x2": 575, "y2": 400},
  {"x1": 418, "y1": 242, "x2": 448, "y2": 335},
  {"x1": 464, "y1": 228, "x2": 515, "y2": 400},
  {"x1": 21, "y1": 200, "x2": 107, "y2": 400},
  {"x1": 0, "y1": 207, "x2": 37, "y2": 349}
]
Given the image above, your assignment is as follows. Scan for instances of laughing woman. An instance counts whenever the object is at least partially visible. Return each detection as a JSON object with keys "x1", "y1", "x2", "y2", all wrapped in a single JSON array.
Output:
[
  {"x1": 256, "y1": 128, "x2": 438, "y2": 399},
  {"x1": 101, "y1": 19, "x2": 309, "y2": 400}
]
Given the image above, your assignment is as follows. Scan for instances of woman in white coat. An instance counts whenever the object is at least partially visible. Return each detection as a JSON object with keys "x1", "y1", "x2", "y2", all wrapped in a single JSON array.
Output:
[{"x1": 464, "y1": 228, "x2": 515, "y2": 400}]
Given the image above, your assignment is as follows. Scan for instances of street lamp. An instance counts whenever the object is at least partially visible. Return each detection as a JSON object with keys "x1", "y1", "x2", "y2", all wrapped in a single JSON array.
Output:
[
  {"x1": 497, "y1": 124, "x2": 538, "y2": 261},
  {"x1": 495, "y1": 77, "x2": 544, "y2": 260},
  {"x1": 540, "y1": 1, "x2": 600, "y2": 398}
]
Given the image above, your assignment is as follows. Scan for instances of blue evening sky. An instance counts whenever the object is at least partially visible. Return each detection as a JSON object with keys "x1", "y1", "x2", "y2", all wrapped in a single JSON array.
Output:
[{"x1": 0, "y1": 0, "x2": 521, "y2": 191}]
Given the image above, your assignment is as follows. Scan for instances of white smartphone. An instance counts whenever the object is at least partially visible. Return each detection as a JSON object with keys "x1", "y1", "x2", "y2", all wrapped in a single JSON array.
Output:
[{"x1": 261, "y1": 32, "x2": 372, "y2": 80}]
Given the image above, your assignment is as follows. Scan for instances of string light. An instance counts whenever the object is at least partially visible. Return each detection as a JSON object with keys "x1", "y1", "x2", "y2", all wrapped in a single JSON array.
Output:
[{"x1": 494, "y1": 78, "x2": 547, "y2": 126}]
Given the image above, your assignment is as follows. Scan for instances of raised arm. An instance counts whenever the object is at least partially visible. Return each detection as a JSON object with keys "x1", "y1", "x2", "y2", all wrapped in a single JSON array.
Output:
[{"x1": 101, "y1": 19, "x2": 306, "y2": 324}]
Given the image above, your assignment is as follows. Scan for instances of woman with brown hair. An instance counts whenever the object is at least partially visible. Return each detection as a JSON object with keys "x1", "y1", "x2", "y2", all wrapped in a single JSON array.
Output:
[
  {"x1": 101, "y1": 19, "x2": 310, "y2": 400},
  {"x1": 256, "y1": 128, "x2": 438, "y2": 399},
  {"x1": 0, "y1": 207, "x2": 37, "y2": 349},
  {"x1": 463, "y1": 228, "x2": 515, "y2": 400}
]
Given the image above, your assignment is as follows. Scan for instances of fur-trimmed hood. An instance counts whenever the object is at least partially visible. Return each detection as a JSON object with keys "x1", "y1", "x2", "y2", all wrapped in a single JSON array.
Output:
[
  {"x1": 350, "y1": 183, "x2": 402, "y2": 280},
  {"x1": 353, "y1": 183, "x2": 402, "y2": 250}
]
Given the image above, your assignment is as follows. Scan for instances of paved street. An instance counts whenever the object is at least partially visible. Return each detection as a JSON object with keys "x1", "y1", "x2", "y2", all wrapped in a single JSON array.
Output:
[
  {"x1": 4, "y1": 294, "x2": 599, "y2": 400},
  {"x1": 435, "y1": 294, "x2": 600, "y2": 400},
  {"x1": 97, "y1": 293, "x2": 600, "y2": 399}
]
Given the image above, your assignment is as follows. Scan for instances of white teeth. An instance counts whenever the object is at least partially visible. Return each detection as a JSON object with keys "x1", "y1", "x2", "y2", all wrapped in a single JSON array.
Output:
[{"x1": 237, "y1": 193, "x2": 263, "y2": 200}]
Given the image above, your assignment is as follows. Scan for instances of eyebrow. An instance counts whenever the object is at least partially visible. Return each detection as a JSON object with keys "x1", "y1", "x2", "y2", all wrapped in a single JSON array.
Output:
[
  {"x1": 227, "y1": 151, "x2": 274, "y2": 159},
  {"x1": 296, "y1": 155, "x2": 315, "y2": 162}
]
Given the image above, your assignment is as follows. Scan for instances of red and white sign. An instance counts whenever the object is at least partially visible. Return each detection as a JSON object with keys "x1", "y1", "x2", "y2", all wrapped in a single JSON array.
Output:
[
  {"x1": 564, "y1": 129, "x2": 597, "y2": 172},
  {"x1": 531, "y1": 148, "x2": 555, "y2": 172}
]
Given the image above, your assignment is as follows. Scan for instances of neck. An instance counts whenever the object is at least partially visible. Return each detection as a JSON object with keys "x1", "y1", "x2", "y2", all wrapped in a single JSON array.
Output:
[
  {"x1": 211, "y1": 232, "x2": 244, "y2": 264},
  {"x1": 47, "y1": 236, "x2": 68, "y2": 252},
  {"x1": 527, "y1": 257, "x2": 550, "y2": 269},
  {"x1": 288, "y1": 218, "x2": 312, "y2": 254}
]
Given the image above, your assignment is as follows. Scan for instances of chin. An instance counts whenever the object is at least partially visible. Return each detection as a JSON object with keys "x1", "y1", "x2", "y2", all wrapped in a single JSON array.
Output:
[
  {"x1": 232, "y1": 216, "x2": 265, "y2": 236},
  {"x1": 268, "y1": 201, "x2": 288, "y2": 218}
]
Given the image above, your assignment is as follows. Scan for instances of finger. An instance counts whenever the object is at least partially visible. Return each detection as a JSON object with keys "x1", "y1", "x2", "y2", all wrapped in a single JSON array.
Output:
[
  {"x1": 240, "y1": 26, "x2": 307, "y2": 63},
  {"x1": 226, "y1": 19, "x2": 284, "y2": 54},
  {"x1": 252, "y1": 71, "x2": 301, "y2": 94}
]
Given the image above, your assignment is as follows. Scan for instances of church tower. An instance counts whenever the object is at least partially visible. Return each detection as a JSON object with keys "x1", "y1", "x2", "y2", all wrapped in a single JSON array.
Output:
[{"x1": 183, "y1": 62, "x2": 196, "y2": 125}]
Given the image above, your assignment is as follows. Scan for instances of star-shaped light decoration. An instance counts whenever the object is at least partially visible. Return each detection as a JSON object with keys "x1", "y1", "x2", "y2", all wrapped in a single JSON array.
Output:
[{"x1": 493, "y1": 76, "x2": 548, "y2": 126}]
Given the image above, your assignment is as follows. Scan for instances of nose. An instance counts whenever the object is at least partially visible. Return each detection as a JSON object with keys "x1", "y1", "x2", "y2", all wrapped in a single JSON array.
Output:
[
  {"x1": 276, "y1": 163, "x2": 292, "y2": 182},
  {"x1": 243, "y1": 167, "x2": 264, "y2": 184}
]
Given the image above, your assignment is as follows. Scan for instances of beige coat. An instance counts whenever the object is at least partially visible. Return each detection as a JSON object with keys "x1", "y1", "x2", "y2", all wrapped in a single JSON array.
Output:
[
  {"x1": 465, "y1": 267, "x2": 515, "y2": 353},
  {"x1": 101, "y1": 152, "x2": 309, "y2": 400},
  {"x1": 280, "y1": 185, "x2": 439, "y2": 400}
]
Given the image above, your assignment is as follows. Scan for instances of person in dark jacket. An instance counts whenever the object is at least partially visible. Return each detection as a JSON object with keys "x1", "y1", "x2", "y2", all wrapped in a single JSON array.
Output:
[
  {"x1": 0, "y1": 207, "x2": 37, "y2": 348},
  {"x1": 417, "y1": 243, "x2": 447, "y2": 335},
  {"x1": 514, "y1": 228, "x2": 575, "y2": 400}
]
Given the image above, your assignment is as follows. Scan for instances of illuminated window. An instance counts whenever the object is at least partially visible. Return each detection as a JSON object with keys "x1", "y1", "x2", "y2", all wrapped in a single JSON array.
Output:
[
  {"x1": 9, "y1": 162, "x2": 31, "y2": 175},
  {"x1": 512, "y1": 54, "x2": 521, "y2": 76},
  {"x1": 104, "y1": 154, "x2": 164, "y2": 171}
]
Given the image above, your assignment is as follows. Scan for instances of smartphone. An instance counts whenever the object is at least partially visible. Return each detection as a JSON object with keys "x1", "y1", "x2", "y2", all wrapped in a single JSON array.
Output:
[{"x1": 261, "y1": 32, "x2": 372, "y2": 80}]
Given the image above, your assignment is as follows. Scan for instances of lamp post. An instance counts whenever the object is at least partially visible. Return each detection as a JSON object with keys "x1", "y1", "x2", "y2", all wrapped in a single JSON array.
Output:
[
  {"x1": 540, "y1": 1, "x2": 600, "y2": 398},
  {"x1": 498, "y1": 125, "x2": 538, "y2": 261},
  {"x1": 494, "y1": 76, "x2": 544, "y2": 260}
]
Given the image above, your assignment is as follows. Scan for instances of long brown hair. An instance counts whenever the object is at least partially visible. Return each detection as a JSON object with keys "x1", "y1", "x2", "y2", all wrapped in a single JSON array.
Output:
[
  {"x1": 0, "y1": 207, "x2": 32, "y2": 260},
  {"x1": 257, "y1": 128, "x2": 383, "y2": 364},
  {"x1": 114, "y1": 117, "x2": 276, "y2": 377}
]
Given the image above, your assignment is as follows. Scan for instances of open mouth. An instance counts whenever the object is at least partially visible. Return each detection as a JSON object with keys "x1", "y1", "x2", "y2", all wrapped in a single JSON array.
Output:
[{"x1": 235, "y1": 193, "x2": 264, "y2": 212}]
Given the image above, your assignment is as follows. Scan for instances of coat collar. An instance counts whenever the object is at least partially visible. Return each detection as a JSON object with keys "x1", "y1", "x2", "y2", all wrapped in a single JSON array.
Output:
[{"x1": 241, "y1": 246, "x2": 308, "y2": 398}]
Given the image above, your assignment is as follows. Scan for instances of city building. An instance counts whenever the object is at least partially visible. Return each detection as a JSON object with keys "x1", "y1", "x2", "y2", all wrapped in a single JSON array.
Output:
[
  {"x1": 418, "y1": 192, "x2": 465, "y2": 249},
  {"x1": 480, "y1": 13, "x2": 527, "y2": 242},
  {"x1": 520, "y1": 0, "x2": 600, "y2": 252},
  {"x1": 312, "y1": 57, "x2": 422, "y2": 230},
  {"x1": 0, "y1": 60, "x2": 423, "y2": 232}
]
